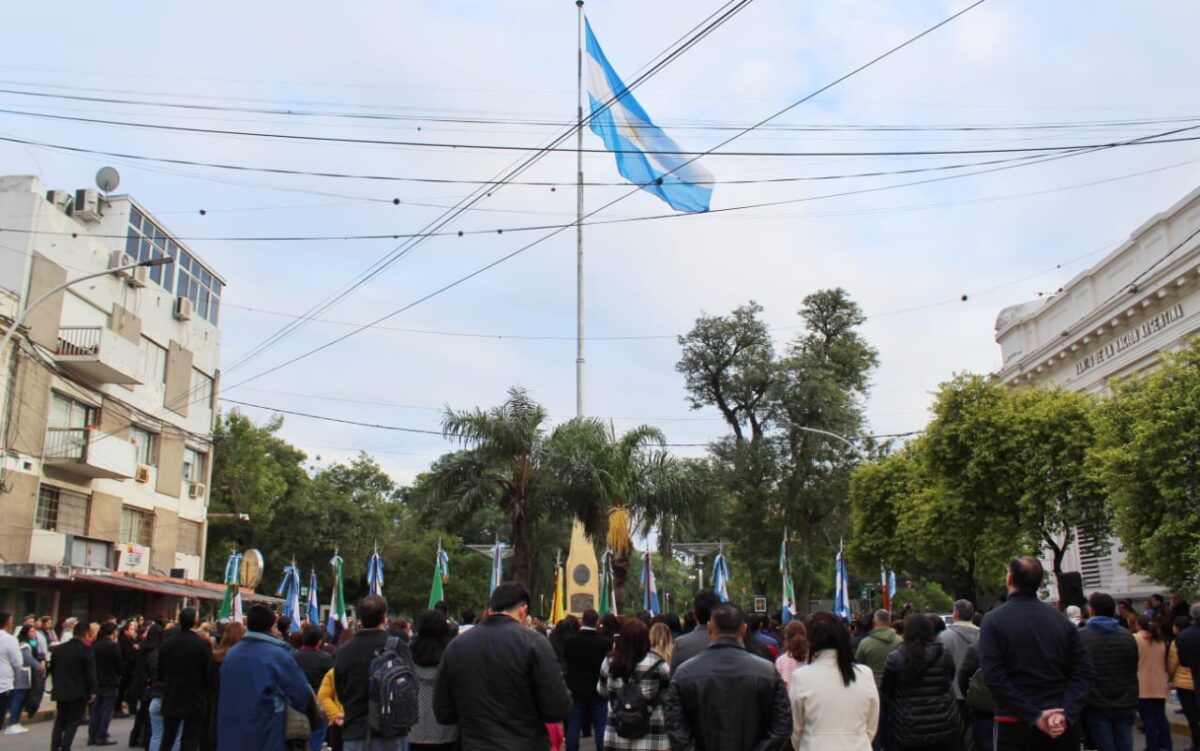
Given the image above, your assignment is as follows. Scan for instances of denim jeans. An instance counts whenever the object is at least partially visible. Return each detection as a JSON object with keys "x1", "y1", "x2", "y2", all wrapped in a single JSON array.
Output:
[
  {"x1": 8, "y1": 688, "x2": 27, "y2": 727},
  {"x1": 148, "y1": 698, "x2": 181, "y2": 751},
  {"x1": 970, "y1": 717, "x2": 994, "y2": 751},
  {"x1": 1082, "y1": 707, "x2": 1135, "y2": 751},
  {"x1": 309, "y1": 718, "x2": 327, "y2": 751},
  {"x1": 88, "y1": 687, "x2": 118, "y2": 742},
  {"x1": 1138, "y1": 698, "x2": 1172, "y2": 751},
  {"x1": 343, "y1": 737, "x2": 408, "y2": 751},
  {"x1": 565, "y1": 698, "x2": 607, "y2": 751}
]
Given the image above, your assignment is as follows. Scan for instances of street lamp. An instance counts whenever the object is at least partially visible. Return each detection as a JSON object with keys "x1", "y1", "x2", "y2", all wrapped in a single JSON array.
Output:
[{"x1": 0, "y1": 256, "x2": 174, "y2": 477}]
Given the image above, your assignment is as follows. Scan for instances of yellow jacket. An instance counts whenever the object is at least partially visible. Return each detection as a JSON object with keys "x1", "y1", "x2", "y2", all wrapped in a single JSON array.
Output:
[
  {"x1": 317, "y1": 669, "x2": 344, "y2": 724},
  {"x1": 1168, "y1": 640, "x2": 1194, "y2": 691}
]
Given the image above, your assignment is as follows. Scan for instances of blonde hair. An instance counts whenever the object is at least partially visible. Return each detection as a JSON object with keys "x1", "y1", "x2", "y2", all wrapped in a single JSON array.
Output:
[{"x1": 649, "y1": 622, "x2": 673, "y2": 666}]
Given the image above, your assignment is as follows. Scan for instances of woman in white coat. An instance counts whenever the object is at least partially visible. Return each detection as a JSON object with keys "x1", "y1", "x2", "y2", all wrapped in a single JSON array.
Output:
[{"x1": 790, "y1": 612, "x2": 880, "y2": 751}]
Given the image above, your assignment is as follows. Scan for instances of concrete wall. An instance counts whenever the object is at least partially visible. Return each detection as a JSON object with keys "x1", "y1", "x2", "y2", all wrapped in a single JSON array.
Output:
[
  {"x1": 89, "y1": 490, "x2": 123, "y2": 544},
  {"x1": 164, "y1": 341, "x2": 193, "y2": 418},
  {"x1": 151, "y1": 507, "x2": 179, "y2": 576},
  {"x1": 0, "y1": 472, "x2": 39, "y2": 562},
  {"x1": 8, "y1": 347, "x2": 52, "y2": 456},
  {"x1": 25, "y1": 254, "x2": 66, "y2": 350},
  {"x1": 156, "y1": 433, "x2": 184, "y2": 498}
]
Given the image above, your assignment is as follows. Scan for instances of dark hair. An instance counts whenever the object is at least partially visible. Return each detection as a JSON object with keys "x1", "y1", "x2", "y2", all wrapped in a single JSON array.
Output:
[
  {"x1": 144, "y1": 623, "x2": 165, "y2": 650},
  {"x1": 357, "y1": 595, "x2": 388, "y2": 628},
  {"x1": 1089, "y1": 592, "x2": 1116, "y2": 618},
  {"x1": 971, "y1": 612, "x2": 983, "y2": 627},
  {"x1": 73, "y1": 620, "x2": 90, "y2": 638},
  {"x1": 954, "y1": 600, "x2": 975, "y2": 621},
  {"x1": 1174, "y1": 616, "x2": 1192, "y2": 635},
  {"x1": 581, "y1": 609, "x2": 599, "y2": 628},
  {"x1": 1150, "y1": 593, "x2": 1165, "y2": 605},
  {"x1": 807, "y1": 612, "x2": 857, "y2": 686},
  {"x1": 599, "y1": 613, "x2": 620, "y2": 637},
  {"x1": 277, "y1": 615, "x2": 292, "y2": 634},
  {"x1": 635, "y1": 610, "x2": 652, "y2": 626},
  {"x1": 1009, "y1": 556, "x2": 1043, "y2": 594},
  {"x1": 610, "y1": 619, "x2": 650, "y2": 680},
  {"x1": 692, "y1": 589, "x2": 721, "y2": 625},
  {"x1": 99, "y1": 622, "x2": 118, "y2": 638},
  {"x1": 178, "y1": 607, "x2": 198, "y2": 631},
  {"x1": 662, "y1": 614, "x2": 682, "y2": 634},
  {"x1": 488, "y1": 582, "x2": 530, "y2": 613},
  {"x1": 411, "y1": 610, "x2": 452, "y2": 667},
  {"x1": 246, "y1": 605, "x2": 276, "y2": 634},
  {"x1": 433, "y1": 600, "x2": 449, "y2": 616},
  {"x1": 301, "y1": 623, "x2": 325, "y2": 648},
  {"x1": 1136, "y1": 615, "x2": 1164, "y2": 642},
  {"x1": 682, "y1": 612, "x2": 696, "y2": 631},
  {"x1": 16, "y1": 624, "x2": 35, "y2": 643},
  {"x1": 897, "y1": 615, "x2": 937, "y2": 680},
  {"x1": 709, "y1": 603, "x2": 745, "y2": 637},
  {"x1": 460, "y1": 608, "x2": 476, "y2": 625}
]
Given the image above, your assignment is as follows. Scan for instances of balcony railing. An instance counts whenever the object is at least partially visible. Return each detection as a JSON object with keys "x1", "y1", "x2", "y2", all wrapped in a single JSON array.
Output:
[
  {"x1": 43, "y1": 426, "x2": 136, "y2": 480},
  {"x1": 55, "y1": 327, "x2": 102, "y2": 357},
  {"x1": 44, "y1": 427, "x2": 87, "y2": 461}
]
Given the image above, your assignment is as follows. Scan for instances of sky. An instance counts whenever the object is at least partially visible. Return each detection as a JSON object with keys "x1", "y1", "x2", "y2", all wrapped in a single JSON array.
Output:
[{"x1": 3, "y1": 0, "x2": 1200, "y2": 485}]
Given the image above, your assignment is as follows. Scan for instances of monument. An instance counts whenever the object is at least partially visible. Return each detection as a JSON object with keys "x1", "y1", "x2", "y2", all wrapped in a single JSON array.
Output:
[{"x1": 565, "y1": 520, "x2": 599, "y2": 615}]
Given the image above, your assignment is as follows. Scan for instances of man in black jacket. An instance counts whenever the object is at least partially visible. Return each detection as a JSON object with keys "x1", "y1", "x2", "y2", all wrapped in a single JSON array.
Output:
[
  {"x1": 157, "y1": 608, "x2": 213, "y2": 751},
  {"x1": 1077, "y1": 592, "x2": 1137, "y2": 751},
  {"x1": 979, "y1": 556, "x2": 1095, "y2": 750},
  {"x1": 433, "y1": 581, "x2": 572, "y2": 750},
  {"x1": 562, "y1": 609, "x2": 612, "y2": 751},
  {"x1": 49, "y1": 621, "x2": 96, "y2": 751},
  {"x1": 333, "y1": 594, "x2": 409, "y2": 751},
  {"x1": 670, "y1": 589, "x2": 721, "y2": 672},
  {"x1": 664, "y1": 603, "x2": 791, "y2": 751},
  {"x1": 1174, "y1": 603, "x2": 1200, "y2": 749},
  {"x1": 88, "y1": 622, "x2": 122, "y2": 745}
]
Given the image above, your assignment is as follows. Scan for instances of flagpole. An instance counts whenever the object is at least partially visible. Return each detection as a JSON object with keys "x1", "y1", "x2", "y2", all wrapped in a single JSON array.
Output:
[{"x1": 575, "y1": 0, "x2": 585, "y2": 418}]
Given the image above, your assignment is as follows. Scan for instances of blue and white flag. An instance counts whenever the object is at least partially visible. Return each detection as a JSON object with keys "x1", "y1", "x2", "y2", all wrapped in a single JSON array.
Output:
[
  {"x1": 711, "y1": 551, "x2": 731, "y2": 603},
  {"x1": 306, "y1": 569, "x2": 320, "y2": 625},
  {"x1": 366, "y1": 545, "x2": 384, "y2": 597},
  {"x1": 586, "y1": 20, "x2": 714, "y2": 213},
  {"x1": 490, "y1": 539, "x2": 505, "y2": 594},
  {"x1": 275, "y1": 561, "x2": 302, "y2": 632},
  {"x1": 834, "y1": 544, "x2": 851, "y2": 620},
  {"x1": 641, "y1": 551, "x2": 660, "y2": 616}
]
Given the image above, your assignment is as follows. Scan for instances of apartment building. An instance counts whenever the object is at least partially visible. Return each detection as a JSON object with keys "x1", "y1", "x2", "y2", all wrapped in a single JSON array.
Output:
[
  {"x1": 994, "y1": 184, "x2": 1200, "y2": 601},
  {"x1": 0, "y1": 173, "x2": 253, "y2": 622}
]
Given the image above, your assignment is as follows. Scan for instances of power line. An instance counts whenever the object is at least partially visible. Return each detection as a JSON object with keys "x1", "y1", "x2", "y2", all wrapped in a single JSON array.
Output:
[{"x1": 218, "y1": 398, "x2": 445, "y2": 435}]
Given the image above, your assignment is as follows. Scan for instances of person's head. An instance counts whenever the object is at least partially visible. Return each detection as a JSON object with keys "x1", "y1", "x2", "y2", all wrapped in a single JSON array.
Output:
[
  {"x1": 411, "y1": 610, "x2": 452, "y2": 667},
  {"x1": 357, "y1": 594, "x2": 389, "y2": 629},
  {"x1": 901, "y1": 614, "x2": 936, "y2": 645},
  {"x1": 433, "y1": 600, "x2": 449, "y2": 617},
  {"x1": 649, "y1": 622, "x2": 673, "y2": 662},
  {"x1": 460, "y1": 608, "x2": 476, "y2": 626},
  {"x1": 807, "y1": 612, "x2": 857, "y2": 686},
  {"x1": 783, "y1": 620, "x2": 808, "y2": 662},
  {"x1": 691, "y1": 589, "x2": 721, "y2": 625},
  {"x1": 72, "y1": 620, "x2": 90, "y2": 639},
  {"x1": 301, "y1": 623, "x2": 325, "y2": 648},
  {"x1": 634, "y1": 610, "x2": 652, "y2": 627},
  {"x1": 123, "y1": 620, "x2": 137, "y2": 639},
  {"x1": 99, "y1": 622, "x2": 118, "y2": 641},
  {"x1": 1149, "y1": 594, "x2": 1165, "y2": 608},
  {"x1": 1065, "y1": 605, "x2": 1082, "y2": 624},
  {"x1": 662, "y1": 613, "x2": 682, "y2": 634},
  {"x1": 277, "y1": 615, "x2": 292, "y2": 635},
  {"x1": 487, "y1": 582, "x2": 531, "y2": 621},
  {"x1": 246, "y1": 604, "x2": 276, "y2": 634},
  {"x1": 16, "y1": 624, "x2": 35, "y2": 644},
  {"x1": 215, "y1": 621, "x2": 246, "y2": 658},
  {"x1": 0, "y1": 611, "x2": 11, "y2": 631},
  {"x1": 1136, "y1": 614, "x2": 1164, "y2": 642},
  {"x1": 953, "y1": 600, "x2": 975, "y2": 623},
  {"x1": 599, "y1": 612, "x2": 620, "y2": 637},
  {"x1": 706, "y1": 603, "x2": 746, "y2": 642},
  {"x1": 40, "y1": 615, "x2": 53, "y2": 629},
  {"x1": 1007, "y1": 555, "x2": 1043, "y2": 595},
  {"x1": 1190, "y1": 602, "x2": 1200, "y2": 622},
  {"x1": 1088, "y1": 592, "x2": 1116, "y2": 619},
  {"x1": 581, "y1": 609, "x2": 599, "y2": 628},
  {"x1": 873, "y1": 609, "x2": 890, "y2": 629},
  {"x1": 178, "y1": 607, "x2": 198, "y2": 632},
  {"x1": 610, "y1": 618, "x2": 651, "y2": 679}
]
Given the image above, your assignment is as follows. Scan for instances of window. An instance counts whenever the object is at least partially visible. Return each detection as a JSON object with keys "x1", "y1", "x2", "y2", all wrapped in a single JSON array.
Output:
[
  {"x1": 120, "y1": 507, "x2": 154, "y2": 547},
  {"x1": 130, "y1": 427, "x2": 157, "y2": 466},
  {"x1": 48, "y1": 392, "x2": 93, "y2": 430},
  {"x1": 177, "y1": 520, "x2": 203, "y2": 557},
  {"x1": 191, "y1": 370, "x2": 214, "y2": 411},
  {"x1": 138, "y1": 337, "x2": 167, "y2": 386},
  {"x1": 176, "y1": 250, "x2": 222, "y2": 325},
  {"x1": 45, "y1": 393, "x2": 94, "y2": 460},
  {"x1": 127, "y1": 207, "x2": 222, "y2": 324},
  {"x1": 35, "y1": 486, "x2": 90, "y2": 535},
  {"x1": 182, "y1": 447, "x2": 205, "y2": 484}
]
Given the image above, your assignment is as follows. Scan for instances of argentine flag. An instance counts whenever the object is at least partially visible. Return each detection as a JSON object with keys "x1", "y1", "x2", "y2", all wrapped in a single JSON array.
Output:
[{"x1": 586, "y1": 20, "x2": 714, "y2": 213}]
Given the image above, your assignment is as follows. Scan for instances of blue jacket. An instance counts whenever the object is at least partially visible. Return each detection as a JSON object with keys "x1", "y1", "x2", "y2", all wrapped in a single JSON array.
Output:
[{"x1": 218, "y1": 632, "x2": 312, "y2": 751}]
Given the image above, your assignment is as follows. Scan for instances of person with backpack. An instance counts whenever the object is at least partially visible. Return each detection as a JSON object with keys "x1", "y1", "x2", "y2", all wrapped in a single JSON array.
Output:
[
  {"x1": 596, "y1": 619, "x2": 670, "y2": 751},
  {"x1": 433, "y1": 582, "x2": 571, "y2": 750},
  {"x1": 334, "y1": 594, "x2": 417, "y2": 751}
]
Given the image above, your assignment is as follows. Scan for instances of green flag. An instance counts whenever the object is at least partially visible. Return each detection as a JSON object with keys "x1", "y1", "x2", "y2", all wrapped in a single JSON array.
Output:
[{"x1": 428, "y1": 543, "x2": 450, "y2": 610}]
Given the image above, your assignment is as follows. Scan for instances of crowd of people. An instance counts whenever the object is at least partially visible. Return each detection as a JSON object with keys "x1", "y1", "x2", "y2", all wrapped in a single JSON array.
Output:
[{"x1": 0, "y1": 555, "x2": 1197, "y2": 751}]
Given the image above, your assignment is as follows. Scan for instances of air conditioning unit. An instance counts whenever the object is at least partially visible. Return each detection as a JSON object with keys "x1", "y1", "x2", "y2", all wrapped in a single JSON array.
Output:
[
  {"x1": 128, "y1": 265, "x2": 150, "y2": 288},
  {"x1": 174, "y1": 297, "x2": 193, "y2": 321},
  {"x1": 73, "y1": 189, "x2": 101, "y2": 221},
  {"x1": 188, "y1": 481, "x2": 205, "y2": 499},
  {"x1": 108, "y1": 250, "x2": 135, "y2": 277},
  {"x1": 46, "y1": 190, "x2": 73, "y2": 213},
  {"x1": 135, "y1": 464, "x2": 152, "y2": 483}
]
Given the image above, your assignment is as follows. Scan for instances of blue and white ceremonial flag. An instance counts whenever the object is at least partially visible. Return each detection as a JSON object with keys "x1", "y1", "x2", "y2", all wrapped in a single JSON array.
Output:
[
  {"x1": 834, "y1": 544, "x2": 851, "y2": 620},
  {"x1": 585, "y1": 20, "x2": 714, "y2": 213},
  {"x1": 366, "y1": 545, "x2": 384, "y2": 597},
  {"x1": 711, "y1": 550, "x2": 731, "y2": 603},
  {"x1": 275, "y1": 561, "x2": 302, "y2": 632},
  {"x1": 888, "y1": 570, "x2": 897, "y2": 600},
  {"x1": 641, "y1": 551, "x2": 660, "y2": 616},
  {"x1": 306, "y1": 569, "x2": 320, "y2": 625}
]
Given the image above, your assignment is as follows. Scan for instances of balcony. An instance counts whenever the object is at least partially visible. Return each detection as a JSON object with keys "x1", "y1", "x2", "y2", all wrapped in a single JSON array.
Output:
[
  {"x1": 44, "y1": 427, "x2": 137, "y2": 480},
  {"x1": 54, "y1": 327, "x2": 142, "y2": 385}
]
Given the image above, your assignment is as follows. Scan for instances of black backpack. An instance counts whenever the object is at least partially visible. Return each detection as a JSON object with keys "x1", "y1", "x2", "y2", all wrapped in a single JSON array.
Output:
[
  {"x1": 367, "y1": 637, "x2": 418, "y2": 737},
  {"x1": 610, "y1": 658, "x2": 664, "y2": 740}
]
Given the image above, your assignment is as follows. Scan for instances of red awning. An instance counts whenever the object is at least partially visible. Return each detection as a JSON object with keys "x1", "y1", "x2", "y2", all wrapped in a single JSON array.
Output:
[{"x1": 72, "y1": 572, "x2": 282, "y2": 605}]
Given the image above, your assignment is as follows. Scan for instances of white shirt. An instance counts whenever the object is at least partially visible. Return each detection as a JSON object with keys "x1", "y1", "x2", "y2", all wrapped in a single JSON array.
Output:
[
  {"x1": 790, "y1": 650, "x2": 879, "y2": 751},
  {"x1": 0, "y1": 629, "x2": 23, "y2": 692}
]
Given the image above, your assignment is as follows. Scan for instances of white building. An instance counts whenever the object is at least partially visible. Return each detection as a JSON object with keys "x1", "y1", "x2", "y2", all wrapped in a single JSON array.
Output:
[
  {"x1": 994, "y1": 185, "x2": 1200, "y2": 601},
  {"x1": 0, "y1": 174, "x2": 247, "y2": 622}
]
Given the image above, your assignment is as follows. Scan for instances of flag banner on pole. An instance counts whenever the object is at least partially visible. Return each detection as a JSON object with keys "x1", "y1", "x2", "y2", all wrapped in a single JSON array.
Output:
[
  {"x1": 780, "y1": 533, "x2": 796, "y2": 624},
  {"x1": 219, "y1": 551, "x2": 243, "y2": 623},
  {"x1": 549, "y1": 557, "x2": 567, "y2": 625},
  {"x1": 276, "y1": 561, "x2": 302, "y2": 632},
  {"x1": 489, "y1": 539, "x2": 505, "y2": 594},
  {"x1": 711, "y1": 551, "x2": 731, "y2": 603},
  {"x1": 889, "y1": 570, "x2": 897, "y2": 601},
  {"x1": 366, "y1": 545, "x2": 384, "y2": 597},
  {"x1": 428, "y1": 542, "x2": 450, "y2": 610},
  {"x1": 598, "y1": 550, "x2": 616, "y2": 616},
  {"x1": 641, "y1": 550, "x2": 660, "y2": 615},
  {"x1": 327, "y1": 553, "x2": 348, "y2": 639},
  {"x1": 585, "y1": 19, "x2": 714, "y2": 213},
  {"x1": 881, "y1": 563, "x2": 891, "y2": 612},
  {"x1": 835, "y1": 544, "x2": 851, "y2": 620},
  {"x1": 306, "y1": 569, "x2": 320, "y2": 625}
]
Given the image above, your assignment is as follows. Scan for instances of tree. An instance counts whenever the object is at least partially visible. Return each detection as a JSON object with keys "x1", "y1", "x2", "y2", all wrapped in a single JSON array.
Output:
[
  {"x1": 1092, "y1": 339, "x2": 1200, "y2": 590},
  {"x1": 847, "y1": 443, "x2": 921, "y2": 572}
]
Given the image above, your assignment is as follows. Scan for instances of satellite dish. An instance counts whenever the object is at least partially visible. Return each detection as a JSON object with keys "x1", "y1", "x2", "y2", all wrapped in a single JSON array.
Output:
[
  {"x1": 240, "y1": 549, "x2": 264, "y2": 589},
  {"x1": 95, "y1": 166, "x2": 120, "y2": 194}
]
